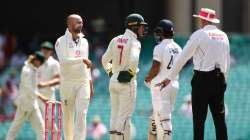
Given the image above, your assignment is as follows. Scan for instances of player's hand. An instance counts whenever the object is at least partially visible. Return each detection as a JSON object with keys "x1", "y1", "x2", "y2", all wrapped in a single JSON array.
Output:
[
  {"x1": 106, "y1": 68, "x2": 113, "y2": 77},
  {"x1": 144, "y1": 80, "x2": 151, "y2": 88},
  {"x1": 38, "y1": 82, "x2": 49, "y2": 88},
  {"x1": 144, "y1": 76, "x2": 151, "y2": 83},
  {"x1": 83, "y1": 59, "x2": 93, "y2": 68},
  {"x1": 108, "y1": 71, "x2": 113, "y2": 77},
  {"x1": 89, "y1": 80, "x2": 94, "y2": 97},
  {"x1": 38, "y1": 94, "x2": 49, "y2": 103},
  {"x1": 155, "y1": 79, "x2": 171, "y2": 91},
  {"x1": 144, "y1": 76, "x2": 152, "y2": 88}
]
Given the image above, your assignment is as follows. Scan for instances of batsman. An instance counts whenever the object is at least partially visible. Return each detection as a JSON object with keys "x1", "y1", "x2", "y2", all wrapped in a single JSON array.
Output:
[
  {"x1": 145, "y1": 19, "x2": 182, "y2": 140},
  {"x1": 102, "y1": 13, "x2": 147, "y2": 140}
]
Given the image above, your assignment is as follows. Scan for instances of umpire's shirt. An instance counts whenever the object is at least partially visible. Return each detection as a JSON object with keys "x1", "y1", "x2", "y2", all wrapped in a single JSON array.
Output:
[
  {"x1": 165, "y1": 24, "x2": 230, "y2": 140},
  {"x1": 166, "y1": 25, "x2": 230, "y2": 80}
]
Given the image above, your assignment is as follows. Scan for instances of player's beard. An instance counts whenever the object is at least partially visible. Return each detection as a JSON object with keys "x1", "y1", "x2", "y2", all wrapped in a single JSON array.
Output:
[{"x1": 74, "y1": 25, "x2": 82, "y2": 33}]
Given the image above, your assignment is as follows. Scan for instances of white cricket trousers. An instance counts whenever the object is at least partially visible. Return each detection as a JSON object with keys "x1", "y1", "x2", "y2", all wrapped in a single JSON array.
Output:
[
  {"x1": 60, "y1": 80, "x2": 90, "y2": 140},
  {"x1": 109, "y1": 80, "x2": 136, "y2": 140},
  {"x1": 6, "y1": 107, "x2": 44, "y2": 140},
  {"x1": 150, "y1": 82, "x2": 178, "y2": 140}
]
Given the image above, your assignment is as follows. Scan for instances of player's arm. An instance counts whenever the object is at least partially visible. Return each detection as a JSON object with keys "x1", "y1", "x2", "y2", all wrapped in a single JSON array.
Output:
[
  {"x1": 156, "y1": 32, "x2": 201, "y2": 89},
  {"x1": 38, "y1": 74, "x2": 60, "y2": 88},
  {"x1": 166, "y1": 32, "x2": 201, "y2": 80},
  {"x1": 145, "y1": 45, "x2": 162, "y2": 83},
  {"x1": 37, "y1": 93, "x2": 49, "y2": 103},
  {"x1": 38, "y1": 60, "x2": 61, "y2": 88},
  {"x1": 128, "y1": 41, "x2": 141, "y2": 75},
  {"x1": 102, "y1": 38, "x2": 114, "y2": 77},
  {"x1": 148, "y1": 133, "x2": 157, "y2": 140},
  {"x1": 145, "y1": 60, "x2": 161, "y2": 83},
  {"x1": 82, "y1": 39, "x2": 93, "y2": 68},
  {"x1": 21, "y1": 67, "x2": 48, "y2": 102},
  {"x1": 225, "y1": 36, "x2": 230, "y2": 80}
]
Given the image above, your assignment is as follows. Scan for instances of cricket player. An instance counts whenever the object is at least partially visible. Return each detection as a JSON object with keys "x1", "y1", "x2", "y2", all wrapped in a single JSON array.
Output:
[
  {"x1": 37, "y1": 41, "x2": 60, "y2": 140},
  {"x1": 55, "y1": 14, "x2": 93, "y2": 140},
  {"x1": 145, "y1": 19, "x2": 182, "y2": 140},
  {"x1": 6, "y1": 51, "x2": 48, "y2": 140},
  {"x1": 102, "y1": 13, "x2": 147, "y2": 140}
]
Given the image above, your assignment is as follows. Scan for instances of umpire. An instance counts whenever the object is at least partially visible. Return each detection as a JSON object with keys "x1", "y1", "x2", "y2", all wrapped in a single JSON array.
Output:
[{"x1": 156, "y1": 8, "x2": 230, "y2": 140}]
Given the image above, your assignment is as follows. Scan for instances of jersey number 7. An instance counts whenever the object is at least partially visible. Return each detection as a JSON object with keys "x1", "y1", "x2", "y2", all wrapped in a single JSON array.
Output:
[{"x1": 117, "y1": 45, "x2": 124, "y2": 65}]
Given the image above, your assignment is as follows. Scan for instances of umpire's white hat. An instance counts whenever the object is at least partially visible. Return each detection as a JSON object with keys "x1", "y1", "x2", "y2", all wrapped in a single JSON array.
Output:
[{"x1": 193, "y1": 8, "x2": 220, "y2": 23}]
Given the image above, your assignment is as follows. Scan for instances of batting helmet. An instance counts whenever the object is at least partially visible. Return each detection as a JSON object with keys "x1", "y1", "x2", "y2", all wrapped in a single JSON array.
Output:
[
  {"x1": 125, "y1": 13, "x2": 147, "y2": 28},
  {"x1": 125, "y1": 13, "x2": 148, "y2": 37},
  {"x1": 154, "y1": 19, "x2": 174, "y2": 38}
]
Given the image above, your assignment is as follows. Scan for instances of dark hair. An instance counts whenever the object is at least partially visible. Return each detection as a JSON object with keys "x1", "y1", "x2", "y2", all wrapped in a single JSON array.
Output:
[{"x1": 162, "y1": 31, "x2": 174, "y2": 38}]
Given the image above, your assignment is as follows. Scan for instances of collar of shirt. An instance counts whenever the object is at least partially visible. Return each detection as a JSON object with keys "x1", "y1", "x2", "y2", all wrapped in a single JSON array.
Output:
[
  {"x1": 47, "y1": 56, "x2": 53, "y2": 61},
  {"x1": 27, "y1": 62, "x2": 38, "y2": 70},
  {"x1": 44, "y1": 56, "x2": 55, "y2": 66},
  {"x1": 203, "y1": 25, "x2": 217, "y2": 30},
  {"x1": 161, "y1": 39, "x2": 174, "y2": 45},
  {"x1": 43, "y1": 57, "x2": 50, "y2": 66},
  {"x1": 124, "y1": 29, "x2": 137, "y2": 39}
]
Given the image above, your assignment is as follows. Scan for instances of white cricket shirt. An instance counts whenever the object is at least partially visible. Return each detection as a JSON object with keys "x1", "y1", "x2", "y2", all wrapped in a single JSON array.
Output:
[
  {"x1": 167, "y1": 25, "x2": 230, "y2": 80},
  {"x1": 55, "y1": 29, "x2": 91, "y2": 82},
  {"x1": 151, "y1": 39, "x2": 182, "y2": 84},
  {"x1": 37, "y1": 56, "x2": 60, "y2": 98},
  {"x1": 16, "y1": 62, "x2": 40, "y2": 111},
  {"x1": 102, "y1": 29, "x2": 141, "y2": 82}
]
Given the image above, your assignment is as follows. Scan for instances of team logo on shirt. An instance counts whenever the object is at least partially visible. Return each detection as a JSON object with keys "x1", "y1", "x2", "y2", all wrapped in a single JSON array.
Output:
[
  {"x1": 169, "y1": 48, "x2": 179, "y2": 54},
  {"x1": 208, "y1": 32, "x2": 224, "y2": 41},
  {"x1": 75, "y1": 50, "x2": 81, "y2": 57}
]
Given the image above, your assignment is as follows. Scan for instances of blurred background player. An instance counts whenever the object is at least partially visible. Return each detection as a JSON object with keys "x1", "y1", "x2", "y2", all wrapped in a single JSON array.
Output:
[
  {"x1": 102, "y1": 13, "x2": 147, "y2": 140},
  {"x1": 145, "y1": 19, "x2": 182, "y2": 140},
  {"x1": 55, "y1": 14, "x2": 93, "y2": 140},
  {"x1": 87, "y1": 115, "x2": 108, "y2": 140},
  {"x1": 37, "y1": 41, "x2": 60, "y2": 140},
  {"x1": 179, "y1": 94, "x2": 193, "y2": 118},
  {"x1": 6, "y1": 51, "x2": 48, "y2": 140}
]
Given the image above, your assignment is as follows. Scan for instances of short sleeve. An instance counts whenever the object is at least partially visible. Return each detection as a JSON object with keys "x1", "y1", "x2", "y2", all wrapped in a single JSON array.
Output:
[
  {"x1": 153, "y1": 45, "x2": 162, "y2": 62},
  {"x1": 52, "y1": 60, "x2": 60, "y2": 76}
]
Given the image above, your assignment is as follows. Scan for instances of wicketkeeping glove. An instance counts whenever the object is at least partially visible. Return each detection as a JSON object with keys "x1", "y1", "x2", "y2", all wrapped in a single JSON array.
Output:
[
  {"x1": 117, "y1": 69, "x2": 134, "y2": 83},
  {"x1": 108, "y1": 71, "x2": 113, "y2": 77},
  {"x1": 107, "y1": 68, "x2": 113, "y2": 77}
]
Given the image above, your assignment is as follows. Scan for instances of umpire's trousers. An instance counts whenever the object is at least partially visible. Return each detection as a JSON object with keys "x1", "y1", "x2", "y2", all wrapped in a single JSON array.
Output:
[{"x1": 191, "y1": 69, "x2": 228, "y2": 140}]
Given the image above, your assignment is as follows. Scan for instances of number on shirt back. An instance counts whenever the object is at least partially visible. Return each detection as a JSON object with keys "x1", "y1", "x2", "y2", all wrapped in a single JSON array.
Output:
[
  {"x1": 117, "y1": 45, "x2": 124, "y2": 65},
  {"x1": 167, "y1": 55, "x2": 174, "y2": 69}
]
